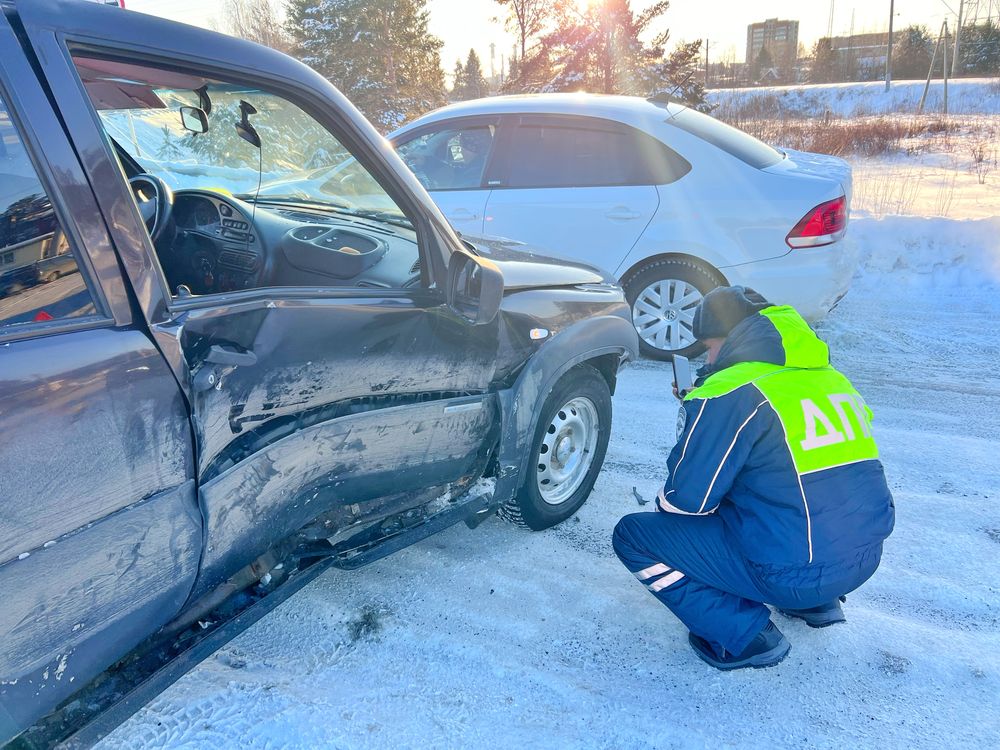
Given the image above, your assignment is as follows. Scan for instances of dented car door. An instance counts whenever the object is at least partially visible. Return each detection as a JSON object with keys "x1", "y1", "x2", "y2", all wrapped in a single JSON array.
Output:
[{"x1": 174, "y1": 294, "x2": 502, "y2": 596}]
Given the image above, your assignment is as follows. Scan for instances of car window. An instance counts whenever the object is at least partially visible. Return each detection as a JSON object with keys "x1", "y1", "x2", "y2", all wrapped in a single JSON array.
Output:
[
  {"x1": 0, "y1": 94, "x2": 97, "y2": 331},
  {"x1": 395, "y1": 124, "x2": 496, "y2": 191},
  {"x1": 667, "y1": 108, "x2": 783, "y2": 169},
  {"x1": 71, "y1": 56, "x2": 422, "y2": 297},
  {"x1": 504, "y1": 122, "x2": 689, "y2": 188}
]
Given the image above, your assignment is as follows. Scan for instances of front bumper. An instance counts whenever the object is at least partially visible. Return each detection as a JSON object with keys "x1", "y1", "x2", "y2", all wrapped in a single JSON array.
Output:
[{"x1": 720, "y1": 239, "x2": 857, "y2": 322}]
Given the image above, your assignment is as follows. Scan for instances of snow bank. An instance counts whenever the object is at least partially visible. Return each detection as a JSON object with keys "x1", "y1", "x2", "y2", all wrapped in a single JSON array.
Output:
[
  {"x1": 847, "y1": 215, "x2": 1000, "y2": 289},
  {"x1": 710, "y1": 78, "x2": 1000, "y2": 118}
]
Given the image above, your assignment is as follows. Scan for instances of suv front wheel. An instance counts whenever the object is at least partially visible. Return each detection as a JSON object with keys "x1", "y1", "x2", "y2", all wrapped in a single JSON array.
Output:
[{"x1": 501, "y1": 365, "x2": 612, "y2": 530}]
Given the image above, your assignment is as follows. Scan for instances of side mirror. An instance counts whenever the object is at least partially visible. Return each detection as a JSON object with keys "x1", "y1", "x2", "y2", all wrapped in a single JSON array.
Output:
[
  {"x1": 447, "y1": 251, "x2": 504, "y2": 326},
  {"x1": 179, "y1": 106, "x2": 209, "y2": 134}
]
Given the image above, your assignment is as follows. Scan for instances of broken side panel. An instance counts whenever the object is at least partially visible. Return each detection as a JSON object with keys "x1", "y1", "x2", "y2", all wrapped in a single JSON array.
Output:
[
  {"x1": 192, "y1": 393, "x2": 500, "y2": 597},
  {"x1": 169, "y1": 293, "x2": 503, "y2": 598}
]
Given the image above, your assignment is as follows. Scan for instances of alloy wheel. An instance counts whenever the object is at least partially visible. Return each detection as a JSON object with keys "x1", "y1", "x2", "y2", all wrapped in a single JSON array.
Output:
[{"x1": 631, "y1": 278, "x2": 703, "y2": 353}]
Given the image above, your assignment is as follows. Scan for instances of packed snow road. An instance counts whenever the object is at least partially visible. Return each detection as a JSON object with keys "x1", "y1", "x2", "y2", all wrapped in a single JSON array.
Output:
[{"x1": 99, "y1": 216, "x2": 1000, "y2": 750}]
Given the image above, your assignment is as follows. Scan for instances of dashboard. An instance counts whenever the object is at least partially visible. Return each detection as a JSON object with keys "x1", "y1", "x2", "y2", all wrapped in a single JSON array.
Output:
[
  {"x1": 171, "y1": 193, "x2": 260, "y2": 294},
  {"x1": 164, "y1": 191, "x2": 421, "y2": 296}
]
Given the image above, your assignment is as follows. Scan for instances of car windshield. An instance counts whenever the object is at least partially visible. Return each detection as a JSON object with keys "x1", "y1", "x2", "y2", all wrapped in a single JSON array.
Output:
[{"x1": 96, "y1": 77, "x2": 402, "y2": 216}]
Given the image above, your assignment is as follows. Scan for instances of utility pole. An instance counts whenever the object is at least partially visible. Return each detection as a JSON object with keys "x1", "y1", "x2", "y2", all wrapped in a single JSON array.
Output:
[
  {"x1": 705, "y1": 38, "x2": 709, "y2": 88},
  {"x1": 918, "y1": 20, "x2": 946, "y2": 113},
  {"x1": 943, "y1": 20, "x2": 950, "y2": 114},
  {"x1": 952, "y1": 0, "x2": 964, "y2": 77},
  {"x1": 885, "y1": 0, "x2": 895, "y2": 91},
  {"x1": 827, "y1": 0, "x2": 835, "y2": 39}
]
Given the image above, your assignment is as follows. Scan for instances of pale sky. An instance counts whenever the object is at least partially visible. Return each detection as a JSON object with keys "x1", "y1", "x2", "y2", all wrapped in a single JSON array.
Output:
[{"x1": 125, "y1": 0, "x2": 969, "y2": 76}]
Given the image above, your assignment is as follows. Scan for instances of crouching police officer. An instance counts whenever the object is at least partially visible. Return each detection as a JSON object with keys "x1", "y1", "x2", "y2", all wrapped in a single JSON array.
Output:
[{"x1": 613, "y1": 286, "x2": 894, "y2": 670}]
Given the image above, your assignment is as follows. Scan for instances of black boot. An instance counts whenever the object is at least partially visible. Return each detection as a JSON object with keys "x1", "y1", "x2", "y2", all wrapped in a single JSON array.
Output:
[
  {"x1": 688, "y1": 620, "x2": 791, "y2": 671},
  {"x1": 779, "y1": 596, "x2": 847, "y2": 628}
]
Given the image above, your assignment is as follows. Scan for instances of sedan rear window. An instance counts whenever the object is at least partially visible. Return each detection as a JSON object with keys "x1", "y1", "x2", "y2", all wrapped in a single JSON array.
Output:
[
  {"x1": 667, "y1": 109, "x2": 783, "y2": 169},
  {"x1": 505, "y1": 122, "x2": 690, "y2": 189}
]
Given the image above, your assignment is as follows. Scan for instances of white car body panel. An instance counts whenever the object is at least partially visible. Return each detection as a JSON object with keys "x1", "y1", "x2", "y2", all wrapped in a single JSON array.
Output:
[
  {"x1": 484, "y1": 185, "x2": 659, "y2": 272},
  {"x1": 429, "y1": 189, "x2": 488, "y2": 234},
  {"x1": 390, "y1": 94, "x2": 856, "y2": 345}
]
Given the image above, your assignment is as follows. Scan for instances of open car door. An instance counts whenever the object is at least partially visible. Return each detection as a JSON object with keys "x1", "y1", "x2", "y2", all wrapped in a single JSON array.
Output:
[{"x1": 16, "y1": 0, "x2": 504, "y2": 602}]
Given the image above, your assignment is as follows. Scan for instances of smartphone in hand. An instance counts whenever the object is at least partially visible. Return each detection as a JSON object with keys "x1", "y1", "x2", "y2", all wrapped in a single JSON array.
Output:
[{"x1": 672, "y1": 355, "x2": 693, "y2": 399}]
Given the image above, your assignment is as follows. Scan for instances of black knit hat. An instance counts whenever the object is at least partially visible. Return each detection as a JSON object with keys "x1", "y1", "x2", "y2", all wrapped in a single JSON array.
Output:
[{"x1": 692, "y1": 286, "x2": 771, "y2": 341}]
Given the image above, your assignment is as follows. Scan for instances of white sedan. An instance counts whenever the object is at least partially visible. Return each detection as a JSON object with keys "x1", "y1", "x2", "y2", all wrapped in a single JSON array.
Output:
[{"x1": 389, "y1": 94, "x2": 855, "y2": 359}]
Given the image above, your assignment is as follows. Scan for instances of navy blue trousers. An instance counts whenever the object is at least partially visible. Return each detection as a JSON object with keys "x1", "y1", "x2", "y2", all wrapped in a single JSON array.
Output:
[{"x1": 612, "y1": 511, "x2": 882, "y2": 655}]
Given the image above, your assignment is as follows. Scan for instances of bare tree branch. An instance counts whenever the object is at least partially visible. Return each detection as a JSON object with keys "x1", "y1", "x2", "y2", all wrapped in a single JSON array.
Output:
[{"x1": 218, "y1": 0, "x2": 289, "y2": 53}]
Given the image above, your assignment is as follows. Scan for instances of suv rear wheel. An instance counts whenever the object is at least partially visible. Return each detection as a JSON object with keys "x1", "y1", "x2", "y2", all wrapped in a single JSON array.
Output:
[
  {"x1": 622, "y1": 257, "x2": 724, "y2": 360},
  {"x1": 500, "y1": 365, "x2": 612, "y2": 530}
]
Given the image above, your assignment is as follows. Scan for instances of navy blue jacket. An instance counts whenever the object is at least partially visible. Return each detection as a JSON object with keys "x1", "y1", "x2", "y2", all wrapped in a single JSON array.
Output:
[{"x1": 660, "y1": 308, "x2": 895, "y2": 567}]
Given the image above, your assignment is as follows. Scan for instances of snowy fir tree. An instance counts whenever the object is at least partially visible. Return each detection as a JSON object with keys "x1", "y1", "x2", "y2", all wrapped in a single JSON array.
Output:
[
  {"x1": 956, "y1": 21, "x2": 1000, "y2": 77},
  {"x1": 499, "y1": 0, "x2": 707, "y2": 111},
  {"x1": 893, "y1": 26, "x2": 933, "y2": 80},
  {"x1": 452, "y1": 49, "x2": 489, "y2": 101},
  {"x1": 751, "y1": 46, "x2": 773, "y2": 83},
  {"x1": 647, "y1": 39, "x2": 710, "y2": 112},
  {"x1": 810, "y1": 38, "x2": 838, "y2": 83},
  {"x1": 539, "y1": 0, "x2": 670, "y2": 95},
  {"x1": 451, "y1": 59, "x2": 466, "y2": 95},
  {"x1": 285, "y1": 0, "x2": 446, "y2": 131}
]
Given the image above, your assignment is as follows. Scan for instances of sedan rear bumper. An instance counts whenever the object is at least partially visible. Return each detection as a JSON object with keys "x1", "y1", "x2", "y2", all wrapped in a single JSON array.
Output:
[{"x1": 720, "y1": 238, "x2": 857, "y2": 322}]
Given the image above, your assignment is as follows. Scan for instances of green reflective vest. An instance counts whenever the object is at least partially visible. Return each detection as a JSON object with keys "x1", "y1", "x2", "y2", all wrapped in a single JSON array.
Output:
[{"x1": 686, "y1": 306, "x2": 879, "y2": 476}]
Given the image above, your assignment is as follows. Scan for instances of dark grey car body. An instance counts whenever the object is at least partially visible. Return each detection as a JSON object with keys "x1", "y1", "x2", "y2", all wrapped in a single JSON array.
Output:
[{"x1": 0, "y1": 1, "x2": 637, "y2": 744}]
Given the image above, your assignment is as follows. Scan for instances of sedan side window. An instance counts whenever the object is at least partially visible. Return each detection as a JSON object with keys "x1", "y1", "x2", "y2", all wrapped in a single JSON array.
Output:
[
  {"x1": 396, "y1": 125, "x2": 496, "y2": 191},
  {"x1": 505, "y1": 122, "x2": 690, "y2": 189},
  {"x1": 0, "y1": 94, "x2": 96, "y2": 330}
]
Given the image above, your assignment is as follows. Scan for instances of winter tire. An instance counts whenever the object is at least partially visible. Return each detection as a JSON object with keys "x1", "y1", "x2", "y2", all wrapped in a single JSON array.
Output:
[
  {"x1": 501, "y1": 364, "x2": 612, "y2": 530},
  {"x1": 622, "y1": 257, "x2": 725, "y2": 360}
]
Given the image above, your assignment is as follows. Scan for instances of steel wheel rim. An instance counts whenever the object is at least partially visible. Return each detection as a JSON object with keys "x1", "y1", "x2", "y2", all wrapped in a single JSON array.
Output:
[
  {"x1": 536, "y1": 396, "x2": 600, "y2": 505},
  {"x1": 632, "y1": 278, "x2": 702, "y2": 352}
]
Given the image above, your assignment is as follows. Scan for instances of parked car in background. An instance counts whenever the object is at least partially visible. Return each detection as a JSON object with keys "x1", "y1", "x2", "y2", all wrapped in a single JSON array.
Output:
[
  {"x1": 389, "y1": 94, "x2": 855, "y2": 359},
  {"x1": 0, "y1": 1, "x2": 637, "y2": 745}
]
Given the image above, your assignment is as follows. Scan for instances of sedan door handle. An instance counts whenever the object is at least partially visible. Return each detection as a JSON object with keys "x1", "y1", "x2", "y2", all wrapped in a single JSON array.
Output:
[
  {"x1": 447, "y1": 208, "x2": 479, "y2": 223},
  {"x1": 606, "y1": 207, "x2": 642, "y2": 221}
]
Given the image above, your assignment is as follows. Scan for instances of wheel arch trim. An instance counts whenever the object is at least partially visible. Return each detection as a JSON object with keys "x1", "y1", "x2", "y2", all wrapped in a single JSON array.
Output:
[
  {"x1": 618, "y1": 252, "x2": 729, "y2": 288},
  {"x1": 492, "y1": 314, "x2": 638, "y2": 508}
]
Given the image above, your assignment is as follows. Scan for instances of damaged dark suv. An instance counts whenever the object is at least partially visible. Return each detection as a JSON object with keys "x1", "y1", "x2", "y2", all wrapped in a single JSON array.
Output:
[{"x1": 0, "y1": 0, "x2": 637, "y2": 745}]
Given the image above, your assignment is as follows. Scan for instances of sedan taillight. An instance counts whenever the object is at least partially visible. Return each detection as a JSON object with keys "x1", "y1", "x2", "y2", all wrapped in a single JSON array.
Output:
[{"x1": 785, "y1": 196, "x2": 848, "y2": 248}]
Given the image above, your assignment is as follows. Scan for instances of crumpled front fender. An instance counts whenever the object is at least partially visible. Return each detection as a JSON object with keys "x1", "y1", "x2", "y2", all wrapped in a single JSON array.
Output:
[{"x1": 492, "y1": 313, "x2": 638, "y2": 507}]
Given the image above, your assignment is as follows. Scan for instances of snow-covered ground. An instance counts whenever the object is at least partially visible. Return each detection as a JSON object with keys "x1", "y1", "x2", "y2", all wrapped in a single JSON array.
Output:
[
  {"x1": 96, "y1": 137, "x2": 1000, "y2": 750},
  {"x1": 848, "y1": 116, "x2": 999, "y2": 221},
  {"x1": 709, "y1": 78, "x2": 1000, "y2": 118}
]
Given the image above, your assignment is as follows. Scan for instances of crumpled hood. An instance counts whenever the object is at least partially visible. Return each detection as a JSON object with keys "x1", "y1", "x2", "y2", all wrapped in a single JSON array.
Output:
[
  {"x1": 461, "y1": 234, "x2": 612, "y2": 290},
  {"x1": 708, "y1": 305, "x2": 830, "y2": 374}
]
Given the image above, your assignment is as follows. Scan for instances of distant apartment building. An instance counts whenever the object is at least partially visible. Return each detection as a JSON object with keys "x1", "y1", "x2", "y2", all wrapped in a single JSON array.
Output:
[{"x1": 746, "y1": 18, "x2": 799, "y2": 78}]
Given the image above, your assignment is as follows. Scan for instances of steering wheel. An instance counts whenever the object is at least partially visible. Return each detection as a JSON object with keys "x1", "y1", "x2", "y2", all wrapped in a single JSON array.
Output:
[{"x1": 128, "y1": 174, "x2": 174, "y2": 244}]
